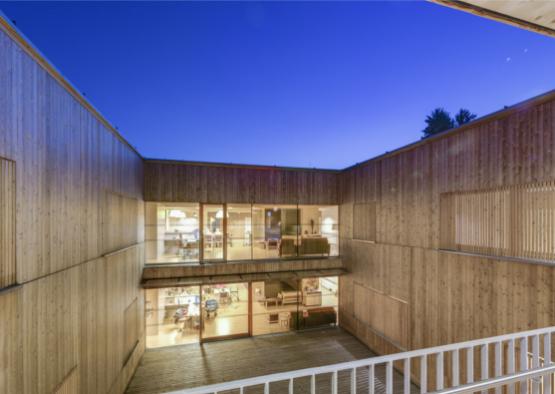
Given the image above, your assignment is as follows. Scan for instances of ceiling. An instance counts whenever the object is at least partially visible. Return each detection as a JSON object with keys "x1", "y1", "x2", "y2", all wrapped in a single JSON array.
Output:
[{"x1": 432, "y1": 0, "x2": 555, "y2": 38}]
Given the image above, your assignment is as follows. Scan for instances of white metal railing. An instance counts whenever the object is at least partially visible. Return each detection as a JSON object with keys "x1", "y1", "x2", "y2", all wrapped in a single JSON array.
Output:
[
  {"x1": 430, "y1": 365, "x2": 555, "y2": 394},
  {"x1": 166, "y1": 326, "x2": 555, "y2": 394}
]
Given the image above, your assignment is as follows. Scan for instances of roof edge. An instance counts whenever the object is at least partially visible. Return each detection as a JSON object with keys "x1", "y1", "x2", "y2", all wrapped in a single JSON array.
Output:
[
  {"x1": 0, "y1": 10, "x2": 142, "y2": 159},
  {"x1": 344, "y1": 88, "x2": 555, "y2": 171},
  {"x1": 144, "y1": 158, "x2": 341, "y2": 173},
  {"x1": 429, "y1": 0, "x2": 555, "y2": 39}
]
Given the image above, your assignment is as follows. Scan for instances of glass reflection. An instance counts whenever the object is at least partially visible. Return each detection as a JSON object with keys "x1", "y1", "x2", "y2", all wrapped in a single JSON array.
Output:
[
  {"x1": 203, "y1": 205, "x2": 224, "y2": 260},
  {"x1": 145, "y1": 202, "x2": 200, "y2": 264},
  {"x1": 227, "y1": 205, "x2": 252, "y2": 261}
]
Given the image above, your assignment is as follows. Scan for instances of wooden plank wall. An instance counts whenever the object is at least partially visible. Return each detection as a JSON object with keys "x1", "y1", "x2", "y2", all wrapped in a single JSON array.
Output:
[
  {"x1": 0, "y1": 20, "x2": 145, "y2": 394},
  {"x1": 144, "y1": 160, "x2": 339, "y2": 205},
  {"x1": 338, "y1": 91, "x2": 555, "y2": 389},
  {"x1": 0, "y1": 157, "x2": 15, "y2": 288}
]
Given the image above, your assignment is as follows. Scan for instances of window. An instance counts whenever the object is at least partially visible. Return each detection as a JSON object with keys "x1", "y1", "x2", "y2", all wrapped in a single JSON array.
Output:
[
  {"x1": 227, "y1": 205, "x2": 252, "y2": 261},
  {"x1": 440, "y1": 182, "x2": 555, "y2": 260},
  {"x1": 145, "y1": 203, "x2": 339, "y2": 264},
  {"x1": 202, "y1": 205, "x2": 224, "y2": 260},
  {"x1": 298, "y1": 205, "x2": 338, "y2": 257},
  {"x1": 145, "y1": 203, "x2": 200, "y2": 264},
  {"x1": 252, "y1": 204, "x2": 299, "y2": 259}
]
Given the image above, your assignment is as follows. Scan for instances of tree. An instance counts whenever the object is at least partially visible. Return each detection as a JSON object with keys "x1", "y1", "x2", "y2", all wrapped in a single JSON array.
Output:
[
  {"x1": 454, "y1": 108, "x2": 477, "y2": 126},
  {"x1": 422, "y1": 108, "x2": 478, "y2": 138},
  {"x1": 422, "y1": 108, "x2": 454, "y2": 137}
]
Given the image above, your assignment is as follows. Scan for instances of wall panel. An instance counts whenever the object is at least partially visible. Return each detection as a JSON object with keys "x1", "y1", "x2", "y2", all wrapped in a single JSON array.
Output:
[
  {"x1": 0, "y1": 18, "x2": 145, "y2": 394},
  {"x1": 0, "y1": 288, "x2": 23, "y2": 393},
  {"x1": 144, "y1": 160, "x2": 338, "y2": 205},
  {"x1": 0, "y1": 157, "x2": 15, "y2": 288}
]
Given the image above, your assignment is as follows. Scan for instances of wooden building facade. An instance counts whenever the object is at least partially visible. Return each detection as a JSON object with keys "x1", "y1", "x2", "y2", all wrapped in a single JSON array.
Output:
[
  {"x1": 3, "y1": 6, "x2": 555, "y2": 394},
  {"x1": 0, "y1": 16, "x2": 145, "y2": 394},
  {"x1": 338, "y1": 90, "x2": 555, "y2": 388}
]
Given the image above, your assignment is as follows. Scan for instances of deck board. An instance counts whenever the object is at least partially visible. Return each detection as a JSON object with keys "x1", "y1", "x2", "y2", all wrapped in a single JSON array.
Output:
[{"x1": 126, "y1": 327, "x2": 417, "y2": 394}]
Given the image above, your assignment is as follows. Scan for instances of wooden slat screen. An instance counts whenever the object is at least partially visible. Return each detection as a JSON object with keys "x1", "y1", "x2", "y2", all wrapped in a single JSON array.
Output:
[
  {"x1": 440, "y1": 182, "x2": 555, "y2": 260},
  {"x1": 353, "y1": 202, "x2": 377, "y2": 241},
  {"x1": 0, "y1": 158, "x2": 15, "y2": 288}
]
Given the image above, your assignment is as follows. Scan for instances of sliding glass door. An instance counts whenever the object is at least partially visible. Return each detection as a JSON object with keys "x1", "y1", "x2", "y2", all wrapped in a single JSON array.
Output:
[{"x1": 200, "y1": 282, "x2": 250, "y2": 341}]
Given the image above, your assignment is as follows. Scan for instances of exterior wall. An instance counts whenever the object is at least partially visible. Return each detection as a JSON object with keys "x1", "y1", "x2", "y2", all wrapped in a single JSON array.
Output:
[
  {"x1": 144, "y1": 160, "x2": 339, "y2": 205},
  {"x1": 338, "y1": 90, "x2": 555, "y2": 378},
  {"x1": 0, "y1": 19, "x2": 145, "y2": 394}
]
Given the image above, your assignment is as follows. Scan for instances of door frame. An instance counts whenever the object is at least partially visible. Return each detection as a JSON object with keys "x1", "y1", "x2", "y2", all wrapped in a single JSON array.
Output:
[{"x1": 199, "y1": 281, "x2": 252, "y2": 343}]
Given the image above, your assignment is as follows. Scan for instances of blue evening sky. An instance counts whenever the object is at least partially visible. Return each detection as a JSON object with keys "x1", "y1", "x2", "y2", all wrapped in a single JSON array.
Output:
[{"x1": 1, "y1": 1, "x2": 554, "y2": 169}]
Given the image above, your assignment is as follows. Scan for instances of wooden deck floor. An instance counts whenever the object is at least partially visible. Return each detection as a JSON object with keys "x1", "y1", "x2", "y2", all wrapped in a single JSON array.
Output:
[{"x1": 126, "y1": 327, "x2": 417, "y2": 394}]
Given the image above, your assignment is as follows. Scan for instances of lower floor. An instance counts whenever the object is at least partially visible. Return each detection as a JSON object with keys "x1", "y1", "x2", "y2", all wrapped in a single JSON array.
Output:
[
  {"x1": 127, "y1": 327, "x2": 415, "y2": 394},
  {"x1": 145, "y1": 276, "x2": 339, "y2": 347}
]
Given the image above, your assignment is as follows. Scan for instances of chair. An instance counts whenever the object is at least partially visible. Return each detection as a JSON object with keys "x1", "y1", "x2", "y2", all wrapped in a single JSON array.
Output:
[
  {"x1": 204, "y1": 299, "x2": 218, "y2": 318},
  {"x1": 279, "y1": 238, "x2": 297, "y2": 257},
  {"x1": 279, "y1": 312, "x2": 291, "y2": 327}
]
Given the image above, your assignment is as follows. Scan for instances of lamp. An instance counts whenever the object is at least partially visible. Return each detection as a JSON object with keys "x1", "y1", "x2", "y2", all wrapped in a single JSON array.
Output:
[{"x1": 169, "y1": 209, "x2": 186, "y2": 218}]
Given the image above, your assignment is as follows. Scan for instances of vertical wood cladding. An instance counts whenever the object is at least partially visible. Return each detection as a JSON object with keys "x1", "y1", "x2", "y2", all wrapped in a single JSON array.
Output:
[
  {"x1": 339, "y1": 93, "x2": 555, "y2": 366},
  {"x1": 441, "y1": 182, "x2": 555, "y2": 261},
  {"x1": 0, "y1": 158, "x2": 15, "y2": 288},
  {"x1": 0, "y1": 20, "x2": 144, "y2": 394},
  {"x1": 144, "y1": 160, "x2": 339, "y2": 205},
  {"x1": 352, "y1": 202, "x2": 376, "y2": 241}
]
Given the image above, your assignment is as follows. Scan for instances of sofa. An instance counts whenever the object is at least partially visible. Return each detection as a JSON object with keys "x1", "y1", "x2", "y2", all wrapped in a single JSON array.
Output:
[
  {"x1": 299, "y1": 237, "x2": 330, "y2": 256},
  {"x1": 290, "y1": 307, "x2": 337, "y2": 329}
]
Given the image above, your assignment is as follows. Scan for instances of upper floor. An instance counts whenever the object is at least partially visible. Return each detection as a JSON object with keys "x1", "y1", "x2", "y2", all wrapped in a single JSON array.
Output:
[{"x1": 145, "y1": 202, "x2": 339, "y2": 265}]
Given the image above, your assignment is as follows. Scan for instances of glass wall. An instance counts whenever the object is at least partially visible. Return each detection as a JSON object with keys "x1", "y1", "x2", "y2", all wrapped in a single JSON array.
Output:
[
  {"x1": 145, "y1": 286, "x2": 201, "y2": 348},
  {"x1": 145, "y1": 276, "x2": 338, "y2": 349},
  {"x1": 145, "y1": 202, "x2": 338, "y2": 264},
  {"x1": 250, "y1": 276, "x2": 338, "y2": 336},
  {"x1": 203, "y1": 205, "x2": 224, "y2": 261},
  {"x1": 145, "y1": 203, "x2": 200, "y2": 264},
  {"x1": 252, "y1": 204, "x2": 299, "y2": 260},
  {"x1": 295, "y1": 276, "x2": 338, "y2": 330},
  {"x1": 227, "y1": 205, "x2": 252, "y2": 261},
  {"x1": 201, "y1": 283, "x2": 249, "y2": 340},
  {"x1": 298, "y1": 205, "x2": 339, "y2": 257}
]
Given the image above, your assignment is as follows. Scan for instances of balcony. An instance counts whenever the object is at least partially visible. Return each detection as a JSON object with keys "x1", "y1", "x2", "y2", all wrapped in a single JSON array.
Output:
[
  {"x1": 126, "y1": 327, "x2": 413, "y2": 394},
  {"x1": 126, "y1": 326, "x2": 555, "y2": 394}
]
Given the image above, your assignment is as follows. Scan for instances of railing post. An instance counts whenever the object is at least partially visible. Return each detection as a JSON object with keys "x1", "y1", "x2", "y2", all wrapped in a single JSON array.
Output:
[
  {"x1": 544, "y1": 334, "x2": 552, "y2": 394},
  {"x1": 369, "y1": 364, "x2": 375, "y2": 394},
  {"x1": 520, "y1": 337, "x2": 529, "y2": 394},
  {"x1": 532, "y1": 335, "x2": 540, "y2": 394},
  {"x1": 437, "y1": 353, "x2": 444, "y2": 391},
  {"x1": 387, "y1": 361, "x2": 393, "y2": 394},
  {"x1": 332, "y1": 371, "x2": 338, "y2": 394},
  {"x1": 289, "y1": 378, "x2": 293, "y2": 394},
  {"x1": 481, "y1": 344, "x2": 489, "y2": 394},
  {"x1": 404, "y1": 358, "x2": 411, "y2": 394},
  {"x1": 311, "y1": 374, "x2": 316, "y2": 394},
  {"x1": 421, "y1": 355, "x2": 427, "y2": 394},
  {"x1": 351, "y1": 368, "x2": 357, "y2": 394},
  {"x1": 509, "y1": 338, "x2": 516, "y2": 394},
  {"x1": 452, "y1": 349, "x2": 460, "y2": 388},
  {"x1": 494, "y1": 341, "x2": 502, "y2": 394},
  {"x1": 467, "y1": 347, "x2": 474, "y2": 384}
]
